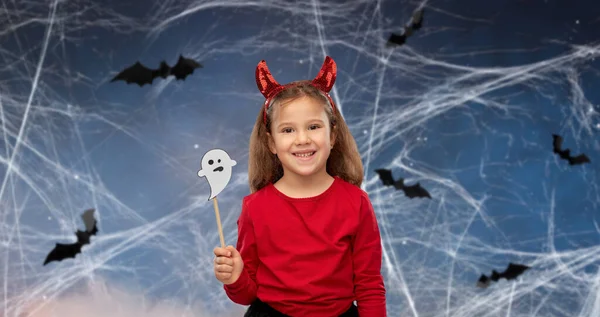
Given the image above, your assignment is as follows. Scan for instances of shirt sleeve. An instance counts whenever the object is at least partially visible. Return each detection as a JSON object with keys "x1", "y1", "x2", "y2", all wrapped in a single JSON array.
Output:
[
  {"x1": 352, "y1": 192, "x2": 387, "y2": 316},
  {"x1": 223, "y1": 197, "x2": 259, "y2": 305}
]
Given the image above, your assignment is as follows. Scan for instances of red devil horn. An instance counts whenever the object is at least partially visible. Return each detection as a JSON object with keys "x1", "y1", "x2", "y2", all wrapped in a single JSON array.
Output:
[
  {"x1": 311, "y1": 56, "x2": 337, "y2": 93},
  {"x1": 255, "y1": 60, "x2": 282, "y2": 99}
]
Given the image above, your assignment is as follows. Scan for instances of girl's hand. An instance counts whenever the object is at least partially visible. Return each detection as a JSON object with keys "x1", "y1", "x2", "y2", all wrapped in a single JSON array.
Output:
[{"x1": 213, "y1": 245, "x2": 244, "y2": 285}]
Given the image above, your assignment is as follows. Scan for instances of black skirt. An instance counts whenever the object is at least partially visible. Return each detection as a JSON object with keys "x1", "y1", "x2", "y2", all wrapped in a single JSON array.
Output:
[{"x1": 243, "y1": 298, "x2": 358, "y2": 317}]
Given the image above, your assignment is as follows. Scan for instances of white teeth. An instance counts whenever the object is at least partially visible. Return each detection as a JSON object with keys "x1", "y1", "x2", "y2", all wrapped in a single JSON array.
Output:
[{"x1": 295, "y1": 152, "x2": 315, "y2": 157}]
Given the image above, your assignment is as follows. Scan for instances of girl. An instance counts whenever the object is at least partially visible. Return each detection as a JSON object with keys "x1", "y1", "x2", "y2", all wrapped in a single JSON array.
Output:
[{"x1": 213, "y1": 56, "x2": 387, "y2": 317}]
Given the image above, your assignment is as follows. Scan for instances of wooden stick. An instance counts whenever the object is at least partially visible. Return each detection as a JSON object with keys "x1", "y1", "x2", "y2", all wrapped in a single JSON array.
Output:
[{"x1": 213, "y1": 196, "x2": 226, "y2": 248}]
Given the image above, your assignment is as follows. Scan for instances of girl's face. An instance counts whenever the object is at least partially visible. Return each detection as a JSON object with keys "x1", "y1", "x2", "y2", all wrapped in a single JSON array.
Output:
[{"x1": 267, "y1": 96, "x2": 334, "y2": 181}]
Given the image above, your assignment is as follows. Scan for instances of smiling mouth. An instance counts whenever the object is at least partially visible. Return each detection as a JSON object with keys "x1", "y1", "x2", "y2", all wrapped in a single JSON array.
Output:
[
  {"x1": 213, "y1": 166, "x2": 224, "y2": 172},
  {"x1": 293, "y1": 151, "x2": 316, "y2": 157}
]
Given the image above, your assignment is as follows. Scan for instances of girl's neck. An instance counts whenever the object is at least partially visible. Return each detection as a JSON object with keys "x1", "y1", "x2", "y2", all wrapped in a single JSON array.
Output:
[{"x1": 275, "y1": 172, "x2": 335, "y2": 198}]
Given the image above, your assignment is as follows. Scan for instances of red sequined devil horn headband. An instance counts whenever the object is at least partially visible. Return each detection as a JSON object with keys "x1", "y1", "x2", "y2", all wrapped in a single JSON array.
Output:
[{"x1": 255, "y1": 56, "x2": 338, "y2": 124}]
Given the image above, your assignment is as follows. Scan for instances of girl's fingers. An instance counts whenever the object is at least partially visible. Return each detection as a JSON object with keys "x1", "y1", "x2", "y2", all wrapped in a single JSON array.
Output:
[
  {"x1": 216, "y1": 264, "x2": 233, "y2": 273},
  {"x1": 217, "y1": 272, "x2": 231, "y2": 279},
  {"x1": 214, "y1": 256, "x2": 233, "y2": 266}
]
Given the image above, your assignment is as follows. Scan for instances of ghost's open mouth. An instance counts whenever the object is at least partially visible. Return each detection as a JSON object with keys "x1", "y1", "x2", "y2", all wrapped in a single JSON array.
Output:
[{"x1": 213, "y1": 166, "x2": 224, "y2": 172}]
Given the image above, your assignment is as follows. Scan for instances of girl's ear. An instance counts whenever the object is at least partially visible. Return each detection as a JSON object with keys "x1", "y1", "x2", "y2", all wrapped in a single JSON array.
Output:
[
  {"x1": 267, "y1": 132, "x2": 277, "y2": 154},
  {"x1": 330, "y1": 125, "x2": 336, "y2": 148}
]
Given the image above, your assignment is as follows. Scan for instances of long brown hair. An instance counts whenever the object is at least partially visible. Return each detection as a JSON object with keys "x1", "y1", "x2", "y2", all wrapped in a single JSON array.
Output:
[{"x1": 248, "y1": 80, "x2": 363, "y2": 193}]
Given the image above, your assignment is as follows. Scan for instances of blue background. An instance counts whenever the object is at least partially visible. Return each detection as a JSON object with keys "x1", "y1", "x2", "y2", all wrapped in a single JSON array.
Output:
[{"x1": 1, "y1": 0, "x2": 600, "y2": 316}]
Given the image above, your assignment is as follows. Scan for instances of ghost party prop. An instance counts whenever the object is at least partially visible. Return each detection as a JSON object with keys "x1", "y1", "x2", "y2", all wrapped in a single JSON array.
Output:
[
  {"x1": 197, "y1": 148, "x2": 237, "y2": 248},
  {"x1": 198, "y1": 149, "x2": 237, "y2": 200}
]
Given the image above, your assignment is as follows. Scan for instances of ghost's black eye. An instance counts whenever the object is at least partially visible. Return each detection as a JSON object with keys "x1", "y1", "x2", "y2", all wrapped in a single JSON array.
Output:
[
  {"x1": 218, "y1": 159, "x2": 221, "y2": 163},
  {"x1": 208, "y1": 160, "x2": 214, "y2": 165}
]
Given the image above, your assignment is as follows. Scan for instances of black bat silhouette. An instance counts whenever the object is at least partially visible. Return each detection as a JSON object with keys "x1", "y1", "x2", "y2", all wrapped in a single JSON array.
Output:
[
  {"x1": 477, "y1": 262, "x2": 530, "y2": 288},
  {"x1": 552, "y1": 134, "x2": 590, "y2": 165},
  {"x1": 387, "y1": 8, "x2": 424, "y2": 47},
  {"x1": 411, "y1": 9, "x2": 424, "y2": 30},
  {"x1": 374, "y1": 169, "x2": 432, "y2": 199},
  {"x1": 43, "y1": 208, "x2": 98, "y2": 266},
  {"x1": 110, "y1": 55, "x2": 202, "y2": 86}
]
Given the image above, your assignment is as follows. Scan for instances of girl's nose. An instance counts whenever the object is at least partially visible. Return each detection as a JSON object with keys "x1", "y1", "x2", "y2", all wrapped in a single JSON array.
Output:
[{"x1": 295, "y1": 131, "x2": 310, "y2": 145}]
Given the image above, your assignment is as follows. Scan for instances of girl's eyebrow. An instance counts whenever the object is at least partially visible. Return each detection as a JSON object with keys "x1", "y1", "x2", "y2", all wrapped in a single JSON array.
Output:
[
  {"x1": 276, "y1": 121, "x2": 293, "y2": 129},
  {"x1": 276, "y1": 119, "x2": 325, "y2": 129}
]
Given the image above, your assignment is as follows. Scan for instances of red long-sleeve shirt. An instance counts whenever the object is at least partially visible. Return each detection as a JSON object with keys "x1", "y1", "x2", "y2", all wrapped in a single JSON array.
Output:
[{"x1": 223, "y1": 176, "x2": 386, "y2": 316}]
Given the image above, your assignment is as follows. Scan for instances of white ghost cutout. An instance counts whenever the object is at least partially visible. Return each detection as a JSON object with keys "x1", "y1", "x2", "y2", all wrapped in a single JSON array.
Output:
[{"x1": 197, "y1": 148, "x2": 237, "y2": 200}]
